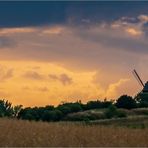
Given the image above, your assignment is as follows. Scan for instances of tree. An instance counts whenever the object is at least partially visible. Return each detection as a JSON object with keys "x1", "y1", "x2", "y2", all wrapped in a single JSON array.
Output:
[
  {"x1": 44, "y1": 105, "x2": 54, "y2": 111},
  {"x1": 13, "y1": 105, "x2": 23, "y2": 117},
  {"x1": 57, "y1": 102, "x2": 82, "y2": 114},
  {"x1": 116, "y1": 95, "x2": 136, "y2": 109},
  {"x1": 17, "y1": 107, "x2": 39, "y2": 120},
  {"x1": 69, "y1": 103, "x2": 82, "y2": 112},
  {"x1": 85, "y1": 100, "x2": 113, "y2": 110},
  {"x1": 0, "y1": 99, "x2": 14, "y2": 117},
  {"x1": 57, "y1": 105, "x2": 71, "y2": 114},
  {"x1": 42, "y1": 110, "x2": 63, "y2": 121},
  {"x1": 102, "y1": 99, "x2": 113, "y2": 108},
  {"x1": 86, "y1": 100, "x2": 103, "y2": 110}
]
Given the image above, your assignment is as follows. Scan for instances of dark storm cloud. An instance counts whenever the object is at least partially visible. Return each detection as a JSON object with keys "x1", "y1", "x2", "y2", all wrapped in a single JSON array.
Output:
[
  {"x1": 78, "y1": 28, "x2": 148, "y2": 54},
  {"x1": 0, "y1": 1, "x2": 148, "y2": 28},
  {"x1": 0, "y1": 1, "x2": 67, "y2": 28}
]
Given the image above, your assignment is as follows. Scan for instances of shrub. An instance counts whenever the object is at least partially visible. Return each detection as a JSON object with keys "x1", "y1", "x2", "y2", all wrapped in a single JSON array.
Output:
[
  {"x1": 102, "y1": 100, "x2": 113, "y2": 108},
  {"x1": 85, "y1": 100, "x2": 113, "y2": 110},
  {"x1": 104, "y1": 105, "x2": 118, "y2": 119},
  {"x1": 57, "y1": 106, "x2": 72, "y2": 114},
  {"x1": 116, "y1": 110, "x2": 127, "y2": 118},
  {"x1": 57, "y1": 102, "x2": 82, "y2": 114},
  {"x1": 44, "y1": 105, "x2": 54, "y2": 111},
  {"x1": 86, "y1": 100, "x2": 103, "y2": 110},
  {"x1": 18, "y1": 107, "x2": 39, "y2": 120},
  {"x1": 116, "y1": 95, "x2": 137, "y2": 109},
  {"x1": 69, "y1": 103, "x2": 82, "y2": 112},
  {"x1": 105, "y1": 105, "x2": 127, "y2": 119},
  {"x1": 42, "y1": 110, "x2": 63, "y2": 121}
]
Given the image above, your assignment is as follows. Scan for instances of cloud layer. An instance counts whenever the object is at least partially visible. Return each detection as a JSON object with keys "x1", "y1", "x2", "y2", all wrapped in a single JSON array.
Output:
[{"x1": 0, "y1": 13, "x2": 148, "y2": 106}]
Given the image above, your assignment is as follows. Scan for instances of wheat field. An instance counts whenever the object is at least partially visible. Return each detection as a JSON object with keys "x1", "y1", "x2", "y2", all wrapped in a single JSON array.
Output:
[{"x1": 0, "y1": 118, "x2": 148, "y2": 147}]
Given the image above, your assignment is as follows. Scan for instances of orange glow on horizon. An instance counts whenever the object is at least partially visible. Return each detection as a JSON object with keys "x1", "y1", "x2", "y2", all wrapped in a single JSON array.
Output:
[{"x1": 0, "y1": 60, "x2": 137, "y2": 107}]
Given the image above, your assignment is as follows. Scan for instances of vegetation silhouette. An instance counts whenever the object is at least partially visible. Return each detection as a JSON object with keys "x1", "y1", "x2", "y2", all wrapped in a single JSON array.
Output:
[
  {"x1": 115, "y1": 95, "x2": 137, "y2": 109},
  {"x1": 0, "y1": 94, "x2": 148, "y2": 122}
]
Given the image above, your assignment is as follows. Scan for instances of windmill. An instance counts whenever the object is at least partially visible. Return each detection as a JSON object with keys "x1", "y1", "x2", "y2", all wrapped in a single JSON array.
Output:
[
  {"x1": 132, "y1": 69, "x2": 148, "y2": 93},
  {"x1": 132, "y1": 69, "x2": 148, "y2": 105}
]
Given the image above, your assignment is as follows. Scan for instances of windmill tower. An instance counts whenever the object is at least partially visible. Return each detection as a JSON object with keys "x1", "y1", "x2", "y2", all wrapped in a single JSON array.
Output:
[{"x1": 132, "y1": 69, "x2": 148, "y2": 104}]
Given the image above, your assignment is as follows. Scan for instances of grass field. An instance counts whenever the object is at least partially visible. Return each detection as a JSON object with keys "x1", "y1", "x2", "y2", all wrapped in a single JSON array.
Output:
[
  {"x1": 0, "y1": 118, "x2": 148, "y2": 147},
  {"x1": 88, "y1": 115, "x2": 148, "y2": 128}
]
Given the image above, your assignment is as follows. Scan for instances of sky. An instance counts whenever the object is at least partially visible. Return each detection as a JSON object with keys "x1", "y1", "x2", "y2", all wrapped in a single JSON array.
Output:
[{"x1": 0, "y1": 1, "x2": 148, "y2": 107}]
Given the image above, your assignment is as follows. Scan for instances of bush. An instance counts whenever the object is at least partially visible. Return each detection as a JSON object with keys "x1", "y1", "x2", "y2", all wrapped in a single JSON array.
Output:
[
  {"x1": 86, "y1": 101, "x2": 103, "y2": 110},
  {"x1": 104, "y1": 105, "x2": 118, "y2": 119},
  {"x1": 44, "y1": 105, "x2": 54, "y2": 111},
  {"x1": 105, "y1": 105, "x2": 127, "y2": 119},
  {"x1": 116, "y1": 110, "x2": 127, "y2": 118},
  {"x1": 116, "y1": 95, "x2": 137, "y2": 109},
  {"x1": 57, "y1": 102, "x2": 82, "y2": 114},
  {"x1": 18, "y1": 107, "x2": 39, "y2": 120},
  {"x1": 102, "y1": 100, "x2": 113, "y2": 108},
  {"x1": 68, "y1": 103, "x2": 82, "y2": 112},
  {"x1": 42, "y1": 110, "x2": 63, "y2": 121},
  {"x1": 57, "y1": 106, "x2": 71, "y2": 114},
  {"x1": 85, "y1": 100, "x2": 113, "y2": 110}
]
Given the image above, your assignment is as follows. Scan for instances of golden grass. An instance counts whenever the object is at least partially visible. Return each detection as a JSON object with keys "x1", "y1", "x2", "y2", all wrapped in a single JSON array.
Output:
[{"x1": 0, "y1": 118, "x2": 148, "y2": 147}]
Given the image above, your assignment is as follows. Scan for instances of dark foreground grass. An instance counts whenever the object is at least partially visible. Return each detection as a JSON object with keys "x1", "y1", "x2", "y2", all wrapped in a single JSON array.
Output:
[
  {"x1": 88, "y1": 115, "x2": 148, "y2": 128},
  {"x1": 0, "y1": 118, "x2": 148, "y2": 147}
]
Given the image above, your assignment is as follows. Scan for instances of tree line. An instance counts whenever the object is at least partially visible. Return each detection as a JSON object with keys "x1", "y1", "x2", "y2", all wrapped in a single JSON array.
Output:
[{"x1": 0, "y1": 93, "x2": 148, "y2": 122}]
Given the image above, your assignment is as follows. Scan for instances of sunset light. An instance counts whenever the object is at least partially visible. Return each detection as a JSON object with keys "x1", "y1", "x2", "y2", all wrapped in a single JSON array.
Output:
[{"x1": 0, "y1": 1, "x2": 147, "y2": 106}]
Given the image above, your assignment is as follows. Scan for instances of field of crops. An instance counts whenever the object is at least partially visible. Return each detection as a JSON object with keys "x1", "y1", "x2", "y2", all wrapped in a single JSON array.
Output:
[{"x1": 0, "y1": 118, "x2": 148, "y2": 147}]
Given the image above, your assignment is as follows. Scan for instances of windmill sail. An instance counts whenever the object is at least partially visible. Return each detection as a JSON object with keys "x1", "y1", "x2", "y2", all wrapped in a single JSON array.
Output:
[{"x1": 132, "y1": 69, "x2": 144, "y2": 87}]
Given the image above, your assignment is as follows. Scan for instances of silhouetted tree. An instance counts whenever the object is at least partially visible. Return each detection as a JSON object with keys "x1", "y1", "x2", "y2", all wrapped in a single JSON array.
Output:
[
  {"x1": 102, "y1": 99, "x2": 113, "y2": 108},
  {"x1": 17, "y1": 107, "x2": 39, "y2": 120},
  {"x1": 44, "y1": 105, "x2": 54, "y2": 111},
  {"x1": 0, "y1": 99, "x2": 13, "y2": 117},
  {"x1": 86, "y1": 100, "x2": 103, "y2": 109},
  {"x1": 85, "y1": 100, "x2": 112, "y2": 110},
  {"x1": 42, "y1": 110, "x2": 63, "y2": 121},
  {"x1": 57, "y1": 102, "x2": 82, "y2": 114},
  {"x1": 116, "y1": 95, "x2": 137, "y2": 109},
  {"x1": 57, "y1": 105, "x2": 71, "y2": 114},
  {"x1": 13, "y1": 105, "x2": 23, "y2": 117}
]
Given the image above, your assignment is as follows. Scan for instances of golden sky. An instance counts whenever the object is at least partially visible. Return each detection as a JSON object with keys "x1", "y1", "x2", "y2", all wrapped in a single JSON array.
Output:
[
  {"x1": 1, "y1": 12, "x2": 148, "y2": 106},
  {"x1": 0, "y1": 58, "x2": 140, "y2": 107}
]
